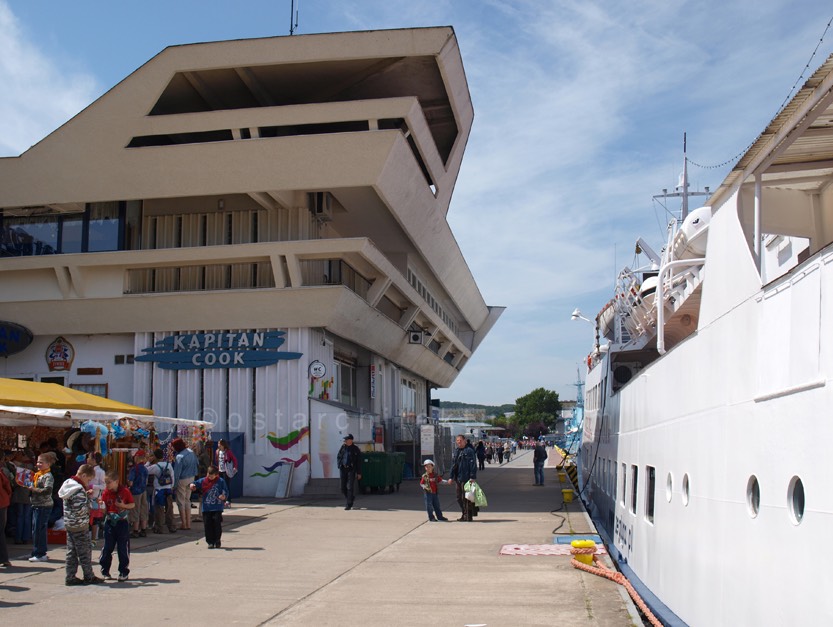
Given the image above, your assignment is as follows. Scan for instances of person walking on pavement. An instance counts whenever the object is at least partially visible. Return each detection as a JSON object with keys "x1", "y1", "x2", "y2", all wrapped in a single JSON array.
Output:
[
  {"x1": 533, "y1": 441, "x2": 548, "y2": 486},
  {"x1": 475, "y1": 441, "x2": 486, "y2": 470},
  {"x1": 449, "y1": 434, "x2": 477, "y2": 522},
  {"x1": 58, "y1": 464, "x2": 104, "y2": 585},
  {"x1": 337, "y1": 434, "x2": 362, "y2": 510},
  {"x1": 172, "y1": 438, "x2": 198, "y2": 530},
  {"x1": 419, "y1": 460, "x2": 448, "y2": 522}
]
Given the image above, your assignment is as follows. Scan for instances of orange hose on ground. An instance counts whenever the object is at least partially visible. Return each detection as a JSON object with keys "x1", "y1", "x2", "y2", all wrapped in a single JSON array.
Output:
[{"x1": 570, "y1": 547, "x2": 663, "y2": 627}]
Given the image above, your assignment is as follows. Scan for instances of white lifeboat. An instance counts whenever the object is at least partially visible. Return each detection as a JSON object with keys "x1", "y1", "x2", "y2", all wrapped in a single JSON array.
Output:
[
  {"x1": 597, "y1": 299, "x2": 615, "y2": 340},
  {"x1": 672, "y1": 206, "x2": 711, "y2": 260},
  {"x1": 639, "y1": 276, "x2": 659, "y2": 308}
]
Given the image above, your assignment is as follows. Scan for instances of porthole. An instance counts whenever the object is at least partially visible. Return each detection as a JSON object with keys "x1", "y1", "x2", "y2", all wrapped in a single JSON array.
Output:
[
  {"x1": 682, "y1": 473, "x2": 690, "y2": 506},
  {"x1": 787, "y1": 476, "x2": 805, "y2": 525},
  {"x1": 746, "y1": 475, "x2": 760, "y2": 518},
  {"x1": 665, "y1": 472, "x2": 673, "y2": 503}
]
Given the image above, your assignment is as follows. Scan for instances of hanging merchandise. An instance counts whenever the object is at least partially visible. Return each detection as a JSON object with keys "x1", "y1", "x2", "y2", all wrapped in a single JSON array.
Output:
[
  {"x1": 80, "y1": 420, "x2": 110, "y2": 456},
  {"x1": 110, "y1": 421, "x2": 126, "y2": 439}
]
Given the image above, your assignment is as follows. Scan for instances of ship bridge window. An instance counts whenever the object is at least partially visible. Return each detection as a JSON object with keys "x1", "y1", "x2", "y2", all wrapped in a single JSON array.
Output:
[
  {"x1": 682, "y1": 473, "x2": 690, "y2": 507},
  {"x1": 630, "y1": 465, "x2": 638, "y2": 515}
]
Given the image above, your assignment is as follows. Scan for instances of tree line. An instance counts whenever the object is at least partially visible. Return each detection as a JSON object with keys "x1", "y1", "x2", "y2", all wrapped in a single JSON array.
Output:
[{"x1": 440, "y1": 387, "x2": 561, "y2": 440}]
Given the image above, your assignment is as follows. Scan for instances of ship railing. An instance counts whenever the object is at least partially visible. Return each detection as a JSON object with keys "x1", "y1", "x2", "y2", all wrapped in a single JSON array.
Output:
[{"x1": 656, "y1": 258, "x2": 705, "y2": 354}]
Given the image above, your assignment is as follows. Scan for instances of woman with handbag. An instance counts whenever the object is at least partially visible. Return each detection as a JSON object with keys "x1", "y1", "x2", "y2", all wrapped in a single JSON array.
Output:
[{"x1": 215, "y1": 440, "x2": 237, "y2": 507}]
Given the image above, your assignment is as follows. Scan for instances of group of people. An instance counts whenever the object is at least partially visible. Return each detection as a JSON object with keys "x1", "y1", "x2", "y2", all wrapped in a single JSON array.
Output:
[
  {"x1": 474, "y1": 440, "x2": 516, "y2": 469},
  {"x1": 414, "y1": 434, "x2": 480, "y2": 523},
  {"x1": 0, "y1": 436, "x2": 239, "y2": 585},
  {"x1": 417, "y1": 436, "x2": 554, "y2": 521}
]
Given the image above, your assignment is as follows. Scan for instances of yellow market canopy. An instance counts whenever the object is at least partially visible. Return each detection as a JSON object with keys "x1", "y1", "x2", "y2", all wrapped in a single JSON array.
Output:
[
  {"x1": 0, "y1": 377, "x2": 210, "y2": 428},
  {"x1": 0, "y1": 378, "x2": 153, "y2": 414}
]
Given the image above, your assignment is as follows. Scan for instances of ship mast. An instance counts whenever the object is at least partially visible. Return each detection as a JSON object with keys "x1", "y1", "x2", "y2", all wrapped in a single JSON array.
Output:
[{"x1": 652, "y1": 133, "x2": 710, "y2": 221}]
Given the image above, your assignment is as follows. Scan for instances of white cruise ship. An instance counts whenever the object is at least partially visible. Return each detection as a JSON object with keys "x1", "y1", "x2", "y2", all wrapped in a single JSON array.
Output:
[{"x1": 579, "y1": 53, "x2": 833, "y2": 625}]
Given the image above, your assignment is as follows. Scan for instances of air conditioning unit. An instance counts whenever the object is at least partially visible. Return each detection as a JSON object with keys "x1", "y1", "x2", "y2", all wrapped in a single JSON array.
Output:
[
  {"x1": 309, "y1": 191, "x2": 333, "y2": 222},
  {"x1": 408, "y1": 330, "x2": 424, "y2": 345}
]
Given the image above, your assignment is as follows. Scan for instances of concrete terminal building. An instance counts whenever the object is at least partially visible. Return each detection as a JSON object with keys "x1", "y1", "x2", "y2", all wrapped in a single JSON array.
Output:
[{"x1": 0, "y1": 27, "x2": 503, "y2": 496}]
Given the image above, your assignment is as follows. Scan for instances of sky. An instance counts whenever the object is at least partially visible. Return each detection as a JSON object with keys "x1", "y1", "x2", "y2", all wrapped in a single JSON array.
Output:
[{"x1": 2, "y1": 1, "x2": 832, "y2": 406}]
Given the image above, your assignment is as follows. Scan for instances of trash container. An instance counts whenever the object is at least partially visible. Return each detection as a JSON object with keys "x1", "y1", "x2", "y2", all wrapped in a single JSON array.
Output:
[
  {"x1": 358, "y1": 452, "x2": 406, "y2": 493},
  {"x1": 359, "y1": 452, "x2": 387, "y2": 493},
  {"x1": 389, "y1": 452, "x2": 405, "y2": 492}
]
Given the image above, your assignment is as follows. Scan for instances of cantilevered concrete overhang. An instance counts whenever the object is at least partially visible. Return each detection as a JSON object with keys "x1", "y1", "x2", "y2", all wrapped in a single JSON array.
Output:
[{"x1": 0, "y1": 27, "x2": 501, "y2": 387}]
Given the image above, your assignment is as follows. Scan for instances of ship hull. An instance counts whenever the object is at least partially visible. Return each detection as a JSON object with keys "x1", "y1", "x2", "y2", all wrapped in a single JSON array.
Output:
[{"x1": 580, "y1": 243, "x2": 833, "y2": 626}]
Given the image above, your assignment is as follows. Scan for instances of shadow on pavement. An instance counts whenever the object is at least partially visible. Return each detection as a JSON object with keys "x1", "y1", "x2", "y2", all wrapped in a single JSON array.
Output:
[
  {"x1": 294, "y1": 467, "x2": 573, "y2": 515},
  {"x1": 116, "y1": 577, "x2": 181, "y2": 587}
]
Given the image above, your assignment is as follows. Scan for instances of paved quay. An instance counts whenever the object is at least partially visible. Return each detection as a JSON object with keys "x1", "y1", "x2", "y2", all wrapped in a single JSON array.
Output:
[{"x1": 0, "y1": 450, "x2": 638, "y2": 626}]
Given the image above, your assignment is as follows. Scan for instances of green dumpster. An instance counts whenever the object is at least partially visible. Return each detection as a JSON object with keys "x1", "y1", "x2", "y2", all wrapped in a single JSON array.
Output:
[
  {"x1": 389, "y1": 452, "x2": 405, "y2": 492},
  {"x1": 358, "y1": 452, "x2": 405, "y2": 494},
  {"x1": 359, "y1": 452, "x2": 388, "y2": 493}
]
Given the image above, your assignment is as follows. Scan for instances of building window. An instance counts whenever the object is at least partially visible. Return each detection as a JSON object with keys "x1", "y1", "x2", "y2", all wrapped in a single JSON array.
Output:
[
  {"x1": 87, "y1": 202, "x2": 121, "y2": 252},
  {"x1": 400, "y1": 378, "x2": 416, "y2": 418},
  {"x1": 0, "y1": 201, "x2": 130, "y2": 257},
  {"x1": 70, "y1": 383, "x2": 108, "y2": 398},
  {"x1": 334, "y1": 359, "x2": 357, "y2": 407}
]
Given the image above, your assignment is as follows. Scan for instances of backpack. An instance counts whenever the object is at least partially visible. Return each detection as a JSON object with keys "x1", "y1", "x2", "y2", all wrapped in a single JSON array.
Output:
[{"x1": 157, "y1": 462, "x2": 173, "y2": 487}]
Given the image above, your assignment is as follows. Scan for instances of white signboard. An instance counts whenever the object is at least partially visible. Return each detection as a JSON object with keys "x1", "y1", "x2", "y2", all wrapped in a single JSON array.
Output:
[{"x1": 420, "y1": 425, "x2": 435, "y2": 456}]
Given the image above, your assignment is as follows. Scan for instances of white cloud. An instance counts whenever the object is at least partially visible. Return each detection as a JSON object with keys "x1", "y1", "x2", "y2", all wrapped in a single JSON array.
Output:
[{"x1": 0, "y1": 1, "x2": 99, "y2": 157}]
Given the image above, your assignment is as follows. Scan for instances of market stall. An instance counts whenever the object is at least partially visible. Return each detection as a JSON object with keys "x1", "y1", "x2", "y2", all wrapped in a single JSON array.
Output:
[{"x1": 0, "y1": 378, "x2": 213, "y2": 480}]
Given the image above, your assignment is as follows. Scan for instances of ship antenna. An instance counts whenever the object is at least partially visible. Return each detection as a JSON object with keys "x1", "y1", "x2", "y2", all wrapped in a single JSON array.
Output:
[
  {"x1": 289, "y1": 0, "x2": 300, "y2": 35},
  {"x1": 652, "y1": 132, "x2": 710, "y2": 221},
  {"x1": 682, "y1": 133, "x2": 689, "y2": 220}
]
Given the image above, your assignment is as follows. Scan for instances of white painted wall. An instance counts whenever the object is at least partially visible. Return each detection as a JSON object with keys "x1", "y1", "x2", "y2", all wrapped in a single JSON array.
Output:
[{"x1": 0, "y1": 332, "x2": 136, "y2": 404}]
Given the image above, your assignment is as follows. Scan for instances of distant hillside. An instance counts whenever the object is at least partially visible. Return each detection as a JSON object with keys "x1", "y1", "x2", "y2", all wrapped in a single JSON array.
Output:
[{"x1": 439, "y1": 401, "x2": 515, "y2": 415}]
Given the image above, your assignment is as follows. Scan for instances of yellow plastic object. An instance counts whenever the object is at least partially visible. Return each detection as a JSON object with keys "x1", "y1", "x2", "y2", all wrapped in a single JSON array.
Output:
[
  {"x1": 571, "y1": 539, "x2": 596, "y2": 565},
  {"x1": 561, "y1": 488, "x2": 574, "y2": 503},
  {"x1": 557, "y1": 471, "x2": 567, "y2": 483}
]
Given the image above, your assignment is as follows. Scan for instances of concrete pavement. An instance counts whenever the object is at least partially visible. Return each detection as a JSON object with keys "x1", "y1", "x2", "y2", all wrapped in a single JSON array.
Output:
[{"x1": 0, "y1": 449, "x2": 639, "y2": 626}]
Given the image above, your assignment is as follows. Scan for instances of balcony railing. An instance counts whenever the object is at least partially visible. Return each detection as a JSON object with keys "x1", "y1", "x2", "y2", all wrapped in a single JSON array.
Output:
[{"x1": 299, "y1": 259, "x2": 371, "y2": 300}]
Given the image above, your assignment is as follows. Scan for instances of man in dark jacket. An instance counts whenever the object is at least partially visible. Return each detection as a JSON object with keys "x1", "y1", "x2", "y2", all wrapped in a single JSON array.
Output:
[
  {"x1": 533, "y1": 441, "x2": 548, "y2": 486},
  {"x1": 337, "y1": 434, "x2": 362, "y2": 510},
  {"x1": 450, "y1": 434, "x2": 477, "y2": 522}
]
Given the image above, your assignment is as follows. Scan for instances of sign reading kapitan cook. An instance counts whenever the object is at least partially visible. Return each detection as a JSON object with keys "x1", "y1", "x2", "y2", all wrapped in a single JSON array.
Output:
[
  {"x1": 136, "y1": 331, "x2": 303, "y2": 370},
  {"x1": 0, "y1": 321, "x2": 33, "y2": 357}
]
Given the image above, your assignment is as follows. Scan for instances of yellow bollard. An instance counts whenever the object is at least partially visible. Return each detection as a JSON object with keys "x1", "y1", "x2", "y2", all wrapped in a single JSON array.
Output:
[
  {"x1": 557, "y1": 471, "x2": 567, "y2": 483},
  {"x1": 561, "y1": 488, "x2": 574, "y2": 503},
  {"x1": 571, "y1": 539, "x2": 596, "y2": 565}
]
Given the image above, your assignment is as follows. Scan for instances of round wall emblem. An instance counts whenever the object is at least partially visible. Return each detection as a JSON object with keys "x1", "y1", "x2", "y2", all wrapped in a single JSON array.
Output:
[
  {"x1": 46, "y1": 336, "x2": 75, "y2": 372},
  {"x1": 309, "y1": 360, "x2": 327, "y2": 379}
]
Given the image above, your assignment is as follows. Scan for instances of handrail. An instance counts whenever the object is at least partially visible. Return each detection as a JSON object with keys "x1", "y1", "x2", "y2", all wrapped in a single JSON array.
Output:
[{"x1": 655, "y1": 258, "x2": 705, "y2": 355}]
